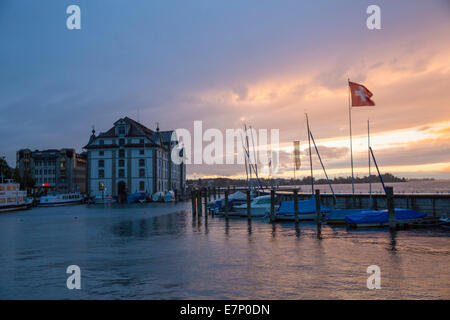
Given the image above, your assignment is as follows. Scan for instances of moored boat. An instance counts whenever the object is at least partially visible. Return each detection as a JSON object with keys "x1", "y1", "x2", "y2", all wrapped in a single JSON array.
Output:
[
  {"x1": 38, "y1": 192, "x2": 83, "y2": 207},
  {"x1": 345, "y1": 208, "x2": 427, "y2": 228},
  {"x1": 152, "y1": 191, "x2": 165, "y2": 202},
  {"x1": 0, "y1": 180, "x2": 32, "y2": 213},
  {"x1": 272, "y1": 196, "x2": 331, "y2": 221},
  {"x1": 233, "y1": 195, "x2": 276, "y2": 217},
  {"x1": 164, "y1": 190, "x2": 175, "y2": 202},
  {"x1": 326, "y1": 208, "x2": 372, "y2": 224}
]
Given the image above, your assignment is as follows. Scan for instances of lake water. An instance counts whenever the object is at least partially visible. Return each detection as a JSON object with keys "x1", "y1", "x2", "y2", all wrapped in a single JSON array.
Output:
[
  {"x1": 0, "y1": 202, "x2": 449, "y2": 299},
  {"x1": 279, "y1": 180, "x2": 450, "y2": 194}
]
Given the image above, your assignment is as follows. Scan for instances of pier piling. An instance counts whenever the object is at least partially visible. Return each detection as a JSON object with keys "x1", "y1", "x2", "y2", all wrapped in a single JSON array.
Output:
[
  {"x1": 315, "y1": 189, "x2": 321, "y2": 225},
  {"x1": 294, "y1": 189, "x2": 299, "y2": 223},
  {"x1": 247, "y1": 189, "x2": 251, "y2": 220},
  {"x1": 270, "y1": 189, "x2": 275, "y2": 222},
  {"x1": 386, "y1": 186, "x2": 395, "y2": 227},
  {"x1": 191, "y1": 190, "x2": 196, "y2": 215},
  {"x1": 225, "y1": 189, "x2": 229, "y2": 218},
  {"x1": 203, "y1": 188, "x2": 208, "y2": 214},
  {"x1": 197, "y1": 189, "x2": 202, "y2": 216}
]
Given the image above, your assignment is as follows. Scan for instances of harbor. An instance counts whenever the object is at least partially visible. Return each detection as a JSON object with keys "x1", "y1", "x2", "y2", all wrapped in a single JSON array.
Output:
[
  {"x1": 1, "y1": 1, "x2": 449, "y2": 304},
  {"x1": 0, "y1": 200, "x2": 448, "y2": 299}
]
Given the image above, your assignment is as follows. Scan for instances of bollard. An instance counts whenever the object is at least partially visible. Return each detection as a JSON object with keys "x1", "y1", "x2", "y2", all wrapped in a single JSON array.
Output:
[
  {"x1": 386, "y1": 186, "x2": 395, "y2": 227},
  {"x1": 225, "y1": 189, "x2": 229, "y2": 218},
  {"x1": 247, "y1": 189, "x2": 251, "y2": 220},
  {"x1": 270, "y1": 189, "x2": 275, "y2": 222},
  {"x1": 294, "y1": 189, "x2": 299, "y2": 223},
  {"x1": 315, "y1": 189, "x2": 321, "y2": 224}
]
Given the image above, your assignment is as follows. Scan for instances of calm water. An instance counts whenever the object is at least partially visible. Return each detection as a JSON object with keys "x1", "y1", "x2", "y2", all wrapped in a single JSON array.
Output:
[{"x1": 0, "y1": 202, "x2": 449, "y2": 299}]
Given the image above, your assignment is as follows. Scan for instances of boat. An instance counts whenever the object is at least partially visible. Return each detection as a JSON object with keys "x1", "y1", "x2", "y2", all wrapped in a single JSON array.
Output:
[
  {"x1": 345, "y1": 208, "x2": 427, "y2": 228},
  {"x1": 0, "y1": 180, "x2": 32, "y2": 213},
  {"x1": 326, "y1": 208, "x2": 372, "y2": 224},
  {"x1": 209, "y1": 191, "x2": 247, "y2": 214},
  {"x1": 271, "y1": 196, "x2": 331, "y2": 221},
  {"x1": 233, "y1": 195, "x2": 277, "y2": 217},
  {"x1": 127, "y1": 192, "x2": 149, "y2": 203},
  {"x1": 164, "y1": 190, "x2": 175, "y2": 202},
  {"x1": 94, "y1": 194, "x2": 116, "y2": 204},
  {"x1": 38, "y1": 192, "x2": 83, "y2": 207},
  {"x1": 152, "y1": 191, "x2": 165, "y2": 202}
]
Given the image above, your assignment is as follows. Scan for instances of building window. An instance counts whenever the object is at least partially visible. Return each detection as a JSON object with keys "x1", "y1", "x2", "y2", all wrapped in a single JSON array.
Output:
[
  {"x1": 139, "y1": 149, "x2": 144, "y2": 155},
  {"x1": 98, "y1": 169, "x2": 104, "y2": 179},
  {"x1": 119, "y1": 126, "x2": 125, "y2": 135},
  {"x1": 99, "y1": 151, "x2": 104, "y2": 156},
  {"x1": 99, "y1": 159, "x2": 104, "y2": 167},
  {"x1": 139, "y1": 181, "x2": 145, "y2": 191},
  {"x1": 119, "y1": 139, "x2": 125, "y2": 146},
  {"x1": 139, "y1": 159, "x2": 145, "y2": 167},
  {"x1": 99, "y1": 181, "x2": 105, "y2": 191},
  {"x1": 139, "y1": 169, "x2": 145, "y2": 177},
  {"x1": 140, "y1": 139, "x2": 144, "y2": 144},
  {"x1": 119, "y1": 159, "x2": 124, "y2": 167},
  {"x1": 119, "y1": 149, "x2": 125, "y2": 158},
  {"x1": 99, "y1": 140, "x2": 104, "y2": 145},
  {"x1": 119, "y1": 169, "x2": 125, "y2": 178}
]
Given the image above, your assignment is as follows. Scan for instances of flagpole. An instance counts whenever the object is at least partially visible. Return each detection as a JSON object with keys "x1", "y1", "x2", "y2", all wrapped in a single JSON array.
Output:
[
  {"x1": 368, "y1": 119, "x2": 372, "y2": 207},
  {"x1": 348, "y1": 79, "x2": 355, "y2": 203}
]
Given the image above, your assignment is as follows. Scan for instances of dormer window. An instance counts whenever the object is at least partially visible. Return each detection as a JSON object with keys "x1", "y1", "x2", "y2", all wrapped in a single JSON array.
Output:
[{"x1": 119, "y1": 126, "x2": 125, "y2": 135}]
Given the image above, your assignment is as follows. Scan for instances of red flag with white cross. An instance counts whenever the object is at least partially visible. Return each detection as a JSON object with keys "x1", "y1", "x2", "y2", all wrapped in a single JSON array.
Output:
[{"x1": 349, "y1": 81, "x2": 375, "y2": 106}]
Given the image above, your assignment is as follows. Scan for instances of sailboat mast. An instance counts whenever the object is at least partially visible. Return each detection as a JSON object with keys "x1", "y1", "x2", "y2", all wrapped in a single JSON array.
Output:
[{"x1": 306, "y1": 113, "x2": 314, "y2": 195}]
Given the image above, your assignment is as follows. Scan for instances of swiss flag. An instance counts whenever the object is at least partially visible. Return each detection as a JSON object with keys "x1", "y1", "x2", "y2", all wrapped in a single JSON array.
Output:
[{"x1": 349, "y1": 81, "x2": 375, "y2": 106}]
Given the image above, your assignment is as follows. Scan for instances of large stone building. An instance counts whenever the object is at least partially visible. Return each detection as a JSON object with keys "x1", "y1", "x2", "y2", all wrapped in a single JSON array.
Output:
[
  {"x1": 16, "y1": 148, "x2": 87, "y2": 193},
  {"x1": 83, "y1": 117, "x2": 185, "y2": 199}
]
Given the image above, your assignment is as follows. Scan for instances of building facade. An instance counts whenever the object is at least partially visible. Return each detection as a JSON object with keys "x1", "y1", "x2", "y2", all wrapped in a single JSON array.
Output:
[
  {"x1": 16, "y1": 149, "x2": 87, "y2": 193},
  {"x1": 83, "y1": 117, "x2": 185, "y2": 198}
]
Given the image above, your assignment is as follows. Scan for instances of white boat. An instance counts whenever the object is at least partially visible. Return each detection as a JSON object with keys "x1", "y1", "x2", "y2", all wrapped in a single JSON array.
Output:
[
  {"x1": 152, "y1": 191, "x2": 164, "y2": 202},
  {"x1": 0, "y1": 180, "x2": 32, "y2": 213},
  {"x1": 233, "y1": 195, "x2": 278, "y2": 217},
  {"x1": 94, "y1": 194, "x2": 116, "y2": 204},
  {"x1": 164, "y1": 190, "x2": 175, "y2": 202},
  {"x1": 38, "y1": 192, "x2": 83, "y2": 207}
]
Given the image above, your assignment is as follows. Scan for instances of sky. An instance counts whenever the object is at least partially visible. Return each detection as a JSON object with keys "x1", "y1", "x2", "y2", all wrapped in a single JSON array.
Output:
[{"x1": 1, "y1": 0, "x2": 449, "y2": 179}]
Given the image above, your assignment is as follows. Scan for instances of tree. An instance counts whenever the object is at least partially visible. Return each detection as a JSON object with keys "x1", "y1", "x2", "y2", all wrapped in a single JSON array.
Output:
[{"x1": 0, "y1": 157, "x2": 13, "y2": 180}]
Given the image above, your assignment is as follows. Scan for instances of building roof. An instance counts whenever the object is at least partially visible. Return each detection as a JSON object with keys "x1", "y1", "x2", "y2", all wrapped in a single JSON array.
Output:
[{"x1": 84, "y1": 117, "x2": 177, "y2": 149}]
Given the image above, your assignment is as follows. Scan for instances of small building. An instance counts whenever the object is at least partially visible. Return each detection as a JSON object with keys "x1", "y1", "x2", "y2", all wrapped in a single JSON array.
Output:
[
  {"x1": 83, "y1": 117, "x2": 185, "y2": 199},
  {"x1": 16, "y1": 148, "x2": 87, "y2": 193}
]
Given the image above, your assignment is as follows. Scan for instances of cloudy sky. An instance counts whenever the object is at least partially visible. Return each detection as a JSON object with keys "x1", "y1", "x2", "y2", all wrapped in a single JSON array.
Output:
[{"x1": 1, "y1": 0, "x2": 449, "y2": 179}]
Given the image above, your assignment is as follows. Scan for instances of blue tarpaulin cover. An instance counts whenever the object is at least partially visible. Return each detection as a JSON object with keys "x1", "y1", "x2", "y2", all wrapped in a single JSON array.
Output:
[
  {"x1": 345, "y1": 208, "x2": 427, "y2": 224},
  {"x1": 278, "y1": 196, "x2": 331, "y2": 215},
  {"x1": 326, "y1": 209, "x2": 370, "y2": 222}
]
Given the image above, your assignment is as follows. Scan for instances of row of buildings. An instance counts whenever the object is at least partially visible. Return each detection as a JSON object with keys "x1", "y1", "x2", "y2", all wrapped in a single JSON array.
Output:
[{"x1": 16, "y1": 117, "x2": 186, "y2": 198}]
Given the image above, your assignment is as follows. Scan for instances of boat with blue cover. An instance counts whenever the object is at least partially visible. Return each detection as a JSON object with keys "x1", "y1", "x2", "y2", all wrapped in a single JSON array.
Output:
[
  {"x1": 345, "y1": 208, "x2": 427, "y2": 227},
  {"x1": 326, "y1": 208, "x2": 372, "y2": 224},
  {"x1": 272, "y1": 196, "x2": 331, "y2": 221},
  {"x1": 126, "y1": 192, "x2": 149, "y2": 203}
]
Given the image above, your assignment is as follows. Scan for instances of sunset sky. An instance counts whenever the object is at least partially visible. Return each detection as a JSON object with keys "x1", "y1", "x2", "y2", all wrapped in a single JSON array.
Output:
[{"x1": 1, "y1": 0, "x2": 449, "y2": 179}]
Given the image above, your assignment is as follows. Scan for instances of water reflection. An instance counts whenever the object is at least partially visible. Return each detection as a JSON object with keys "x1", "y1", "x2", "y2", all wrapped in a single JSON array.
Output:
[{"x1": 0, "y1": 202, "x2": 448, "y2": 299}]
